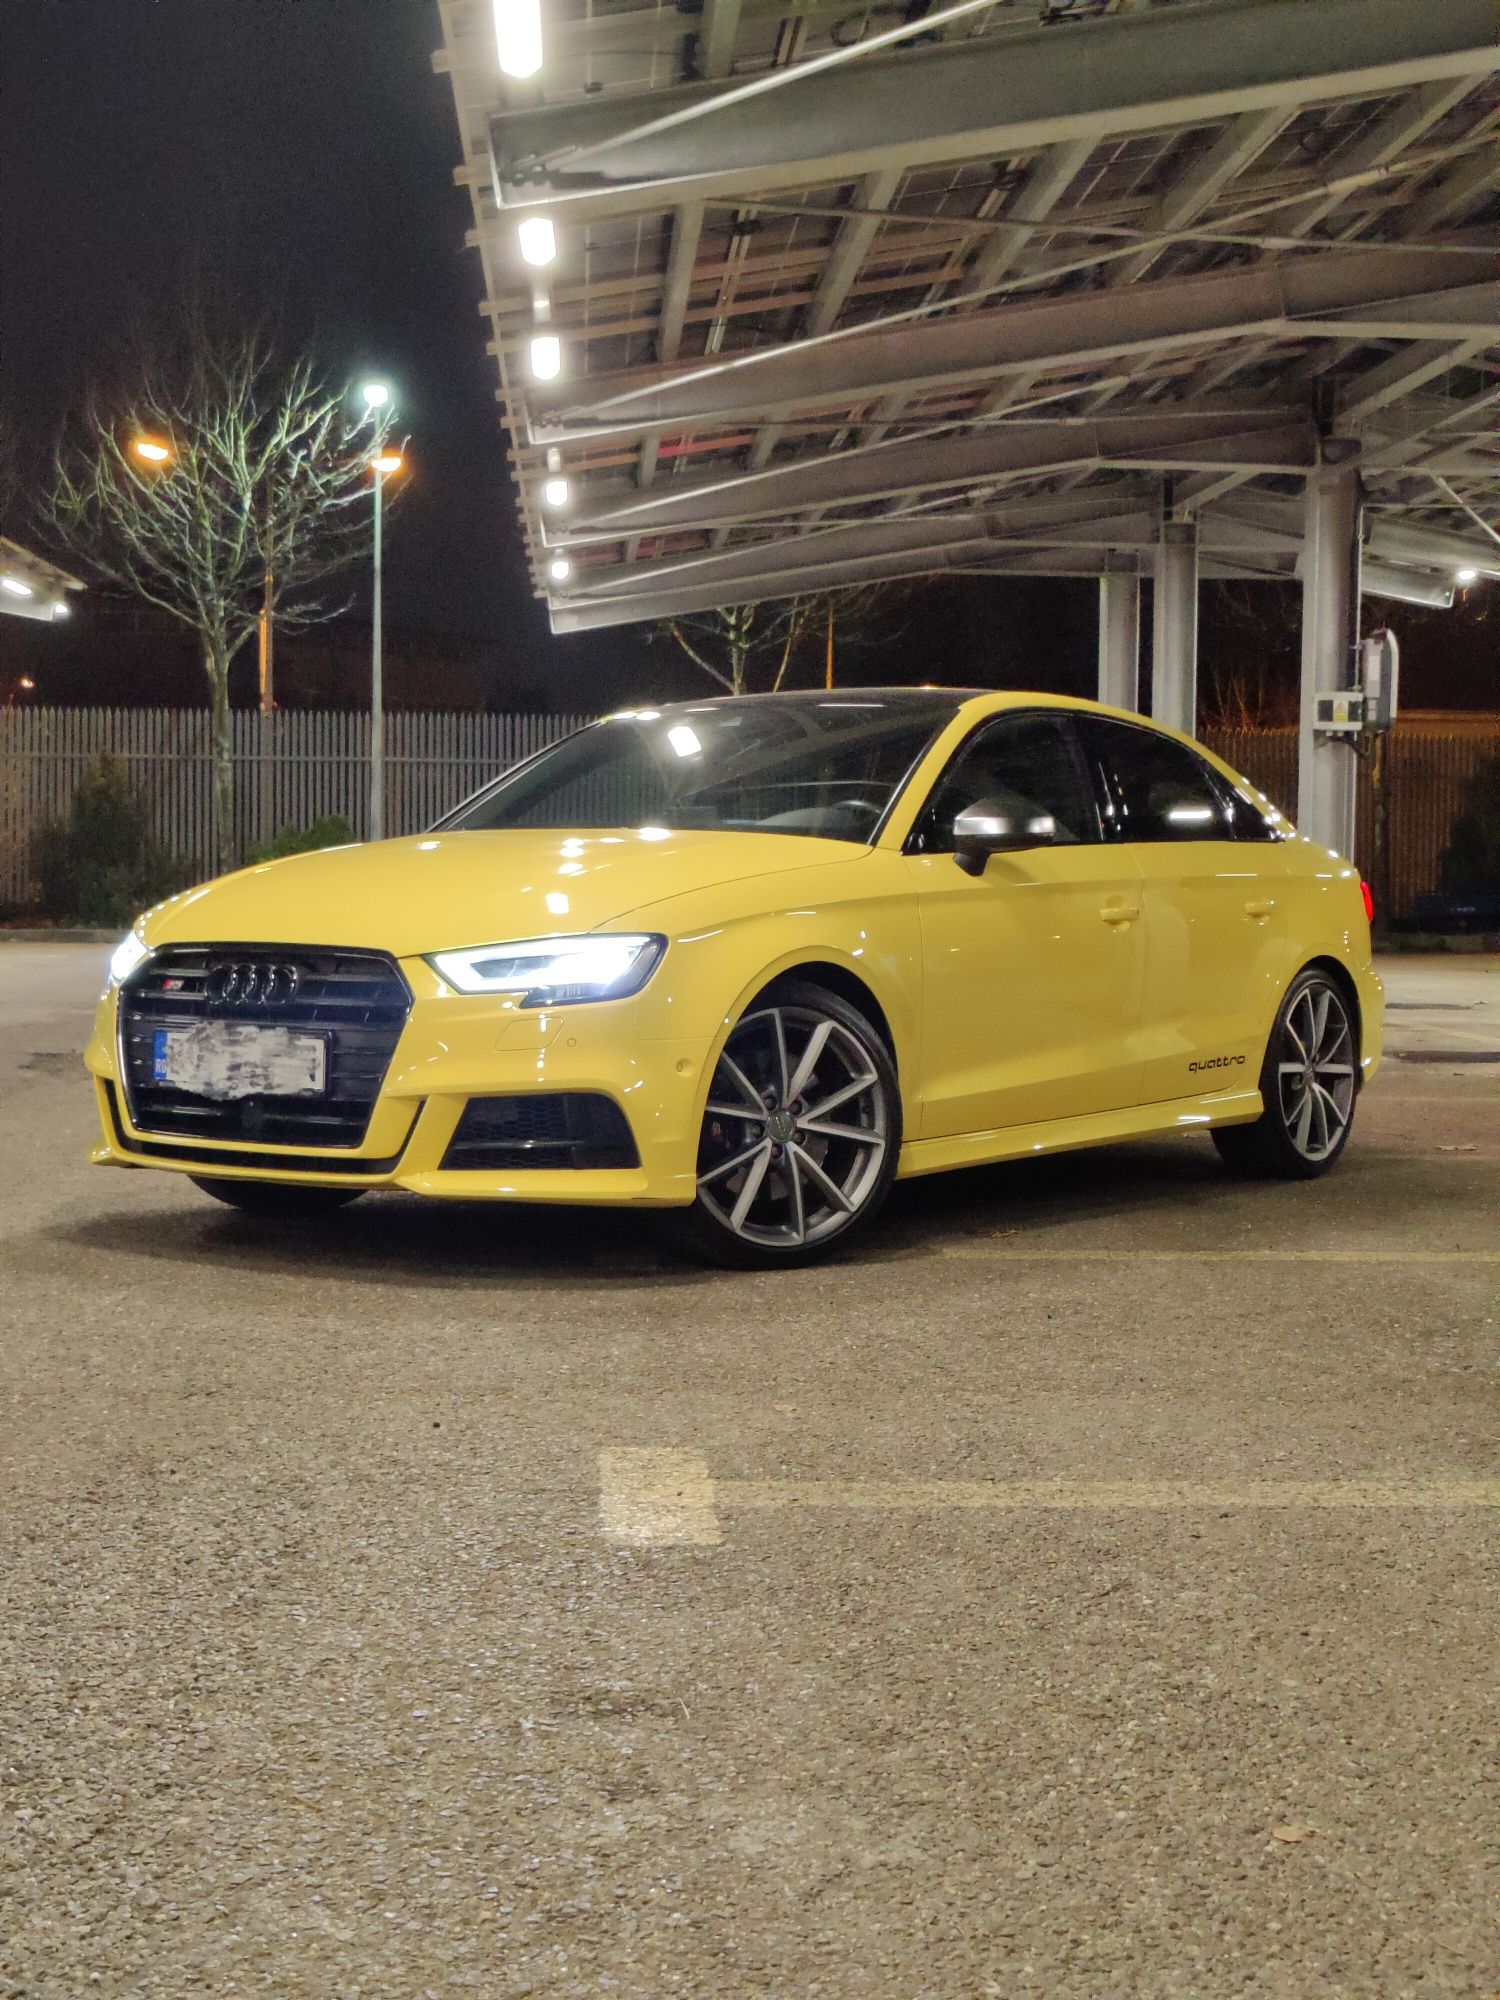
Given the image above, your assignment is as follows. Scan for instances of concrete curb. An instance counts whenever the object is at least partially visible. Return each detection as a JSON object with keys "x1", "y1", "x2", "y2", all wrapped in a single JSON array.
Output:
[
  {"x1": 1374, "y1": 933, "x2": 1500, "y2": 955},
  {"x1": 0, "y1": 928, "x2": 117, "y2": 944}
]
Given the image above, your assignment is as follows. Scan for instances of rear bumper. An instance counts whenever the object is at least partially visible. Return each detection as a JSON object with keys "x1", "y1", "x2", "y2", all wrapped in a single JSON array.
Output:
[
  {"x1": 86, "y1": 971, "x2": 710, "y2": 1206},
  {"x1": 1354, "y1": 958, "x2": 1385, "y2": 1085}
]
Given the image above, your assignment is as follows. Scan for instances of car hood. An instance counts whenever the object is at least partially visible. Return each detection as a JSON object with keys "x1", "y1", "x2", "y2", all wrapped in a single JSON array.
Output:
[{"x1": 140, "y1": 827, "x2": 864, "y2": 958}]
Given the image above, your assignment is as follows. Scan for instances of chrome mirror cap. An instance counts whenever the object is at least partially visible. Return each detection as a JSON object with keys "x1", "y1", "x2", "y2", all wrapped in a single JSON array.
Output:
[{"x1": 952, "y1": 803, "x2": 1058, "y2": 874}]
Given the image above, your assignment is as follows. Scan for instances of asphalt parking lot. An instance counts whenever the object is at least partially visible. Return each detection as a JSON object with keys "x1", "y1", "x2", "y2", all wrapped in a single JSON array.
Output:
[{"x1": 1, "y1": 943, "x2": 1495, "y2": 2000}]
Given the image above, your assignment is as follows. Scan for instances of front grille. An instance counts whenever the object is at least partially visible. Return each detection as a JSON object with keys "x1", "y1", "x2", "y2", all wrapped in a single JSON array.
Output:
[
  {"x1": 119, "y1": 945, "x2": 411, "y2": 1149},
  {"x1": 442, "y1": 1094, "x2": 640, "y2": 1171}
]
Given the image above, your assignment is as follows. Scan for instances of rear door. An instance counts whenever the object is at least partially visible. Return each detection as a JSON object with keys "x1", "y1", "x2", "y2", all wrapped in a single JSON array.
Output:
[
  {"x1": 904, "y1": 709, "x2": 1146, "y2": 1138},
  {"x1": 1075, "y1": 715, "x2": 1296, "y2": 1106}
]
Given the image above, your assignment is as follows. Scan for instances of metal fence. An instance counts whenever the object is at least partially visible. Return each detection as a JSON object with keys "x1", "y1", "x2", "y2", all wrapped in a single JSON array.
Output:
[
  {"x1": 0, "y1": 707, "x2": 588, "y2": 906},
  {"x1": 1, "y1": 706, "x2": 1492, "y2": 919},
  {"x1": 1204, "y1": 726, "x2": 1496, "y2": 922}
]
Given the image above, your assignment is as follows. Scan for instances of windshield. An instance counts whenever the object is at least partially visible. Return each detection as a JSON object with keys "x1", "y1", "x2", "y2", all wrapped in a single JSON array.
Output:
[{"x1": 439, "y1": 694, "x2": 962, "y2": 843}]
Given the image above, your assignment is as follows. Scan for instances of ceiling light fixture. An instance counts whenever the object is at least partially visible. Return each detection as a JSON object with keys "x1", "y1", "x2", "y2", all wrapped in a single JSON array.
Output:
[
  {"x1": 518, "y1": 215, "x2": 556, "y2": 267},
  {"x1": 493, "y1": 0, "x2": 543, "y2": 78}
]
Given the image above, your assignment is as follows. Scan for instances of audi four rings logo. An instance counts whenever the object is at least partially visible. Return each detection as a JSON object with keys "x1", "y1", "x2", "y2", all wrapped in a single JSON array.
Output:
[{"x1": 206, "y1": 961, "x2": 302, "y2": 1007}]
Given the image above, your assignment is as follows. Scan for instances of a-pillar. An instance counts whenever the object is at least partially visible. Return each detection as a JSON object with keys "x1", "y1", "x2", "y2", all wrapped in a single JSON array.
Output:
[
  {"x1": 1297, "y1": 442, "x2": 1363, "y2": 857},
  {"x1": 1097, "y1": 561, "x2": 1141, "y2": 711},
  {"x1": 1151, "y1": 521, "x2": 1198, "y2": 737}
]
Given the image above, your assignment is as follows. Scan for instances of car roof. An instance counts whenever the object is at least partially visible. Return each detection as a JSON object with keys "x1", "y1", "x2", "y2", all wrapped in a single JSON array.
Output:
[
  {"x1": 619, "y1": 688, "x2": 1172, "y2": 730},
  {"x1": 613, "y1": 687, "x2": 983, "y2": 716}
]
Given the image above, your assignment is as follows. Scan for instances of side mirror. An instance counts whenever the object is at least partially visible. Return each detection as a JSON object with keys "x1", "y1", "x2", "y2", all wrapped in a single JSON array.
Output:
[{"x1": 952, "y1": 801, "x2": 1058, "y2": 876}]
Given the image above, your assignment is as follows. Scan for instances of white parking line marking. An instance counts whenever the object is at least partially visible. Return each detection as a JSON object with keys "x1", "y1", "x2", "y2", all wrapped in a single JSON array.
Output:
[
  {"x1": 716, "y1": 1477, "x2": 1496, "y2": 1513},
  {"x1": 597, "y1": 1459, "x2": 1495, "y2": 1544},
  {"x1": 943, "y1": 1247, "x2": 1500, "y2": 1263},
  {"x1": 599, "y1": 1448, "x2": 722, "y2": 1546}
]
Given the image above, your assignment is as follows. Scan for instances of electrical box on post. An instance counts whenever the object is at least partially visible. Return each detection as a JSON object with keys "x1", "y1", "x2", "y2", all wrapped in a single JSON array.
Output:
[
  {"x1": 1314, "y1": 692, "x2": 1365, "y2": 734},
  {"x1": 1361, "y1": 628, "x2": 1400, "y2": 732},
  {"x1": 1314, "y1": 630, "x2": 1399, "y2": 738}
]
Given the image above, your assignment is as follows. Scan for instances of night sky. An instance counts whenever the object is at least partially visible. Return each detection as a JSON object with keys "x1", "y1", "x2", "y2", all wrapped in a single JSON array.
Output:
[{"x1": 1, "y1": 0, "x2": 1494, "y2": 714}]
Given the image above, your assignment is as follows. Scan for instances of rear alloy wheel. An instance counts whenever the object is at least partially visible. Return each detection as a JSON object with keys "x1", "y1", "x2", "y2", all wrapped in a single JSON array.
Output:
[
  {"x1": 667, "y1": 980, "x2": 901, "y2": 1267},
  {"x1": 190, "y1": 1176, "x2": 366, "y2": 1218},
  {"x1": 1213, "y1": 969, "x2": 1358, "y2": 1179}
]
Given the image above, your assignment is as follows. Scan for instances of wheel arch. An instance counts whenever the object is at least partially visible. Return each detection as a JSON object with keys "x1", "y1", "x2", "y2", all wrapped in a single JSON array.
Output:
[
  {"x1": 754, "y1": 958, "x2": 898, "y2": 1071},
  {"x1": 1298, "y1": 954, "x2": 1363, "y2": 1063}
]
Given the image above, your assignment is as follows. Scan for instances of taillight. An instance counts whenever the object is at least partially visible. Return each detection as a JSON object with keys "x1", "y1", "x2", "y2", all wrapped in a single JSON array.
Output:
[{"x1": 1361, "y1": 880, "x2": 1375, "y2": 924}]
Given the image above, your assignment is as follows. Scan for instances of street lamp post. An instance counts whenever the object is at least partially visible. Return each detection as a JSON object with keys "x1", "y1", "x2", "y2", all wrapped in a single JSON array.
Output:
[
  {"x1": 370, "y1": 456, "x2": 388, "y2": 838},
  {"x1": 257, "y1": 492, "x2": 275, "y2": 714},
  {"x1": 368, "y1": 449, "x2": 404, "y2": 838},
  {"x1": 368, "y1": 442, "x2": 406, "y2": 840},
  {"x1": 360, "y1": 382, "x2": 396, "y2": 840}
]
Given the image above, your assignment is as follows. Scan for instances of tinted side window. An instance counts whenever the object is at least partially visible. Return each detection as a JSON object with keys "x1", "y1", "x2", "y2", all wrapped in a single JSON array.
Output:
[
  {"x1": 1081, "y1": 719, "x2": 1234, "y2": 844},
  {"x1": 910, "y1": 713, "x2": 1100, "y2": 852},
  {"x1": 1220, "y1": 777, "x2": 1290, "y2": 843}
]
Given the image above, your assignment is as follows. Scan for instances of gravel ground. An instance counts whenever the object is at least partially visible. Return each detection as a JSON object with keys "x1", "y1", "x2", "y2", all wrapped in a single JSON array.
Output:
[{"x1": 1, "y1": 945, "x2": 1496, "y2": 2000}]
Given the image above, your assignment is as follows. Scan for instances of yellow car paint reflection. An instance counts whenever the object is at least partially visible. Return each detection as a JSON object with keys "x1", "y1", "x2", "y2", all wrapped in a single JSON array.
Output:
[{"x1": 85, "y1": 691, "x2": 1382, "y2": 1260}]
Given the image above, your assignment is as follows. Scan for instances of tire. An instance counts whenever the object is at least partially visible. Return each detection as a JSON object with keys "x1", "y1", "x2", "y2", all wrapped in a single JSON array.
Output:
[
  {"x1": 190, "y1": 1176, "x2": 366, "y2": 1218},
  {"x1": 662, "y1": 979, "x2": 902, "y2": 1268},
  {"x1": 1212, "y1": 968, "x2": 1359, "y2": 1180}
]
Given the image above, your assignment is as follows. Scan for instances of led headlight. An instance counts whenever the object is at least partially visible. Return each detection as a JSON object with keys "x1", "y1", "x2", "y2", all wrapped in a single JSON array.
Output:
[
  {"x1": 426, "y1": 932, "x2": 666, "y2": 1007},
  {"x1": 108, "y1": 928, "x2": 151, "y2": 987}
]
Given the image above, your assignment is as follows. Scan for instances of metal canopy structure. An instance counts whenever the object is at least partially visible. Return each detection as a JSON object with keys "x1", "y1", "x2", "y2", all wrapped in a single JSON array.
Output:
[
  {"x1": 436, "y1": 1, "x2": 1495, "y2": 851},
  {"x1": 436, "y1": 0, "x2": 1497, "y2": 647},
  {"x1": 0, "y1": 538, "x2": 82, "y2": 623}
]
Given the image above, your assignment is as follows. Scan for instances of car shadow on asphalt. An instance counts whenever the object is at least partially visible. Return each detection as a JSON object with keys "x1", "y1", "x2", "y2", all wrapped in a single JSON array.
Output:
[{"x1": 44, "y1": 1138, "x2": 1247, "y2": 1288}]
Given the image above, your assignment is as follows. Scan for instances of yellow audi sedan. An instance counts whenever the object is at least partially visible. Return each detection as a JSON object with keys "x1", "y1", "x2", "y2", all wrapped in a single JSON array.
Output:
[{"x1": 87, "y1": 691, "x2": 1382, "y2": 1266}]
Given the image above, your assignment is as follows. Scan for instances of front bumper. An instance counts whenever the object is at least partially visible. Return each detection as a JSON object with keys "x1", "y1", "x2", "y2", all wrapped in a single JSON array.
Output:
[{"x1": 86, "y1": 958, "x2": 710, "y2": 1206}]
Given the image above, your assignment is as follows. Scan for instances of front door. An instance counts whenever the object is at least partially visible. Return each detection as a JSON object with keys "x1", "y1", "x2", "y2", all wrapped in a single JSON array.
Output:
[
  {"x1": 1075, "y1": 715, "x2": 1295, "y2": 1106},
  {"x1": 904, "y1": 710, "x2": 1146, "y2": 1139}
]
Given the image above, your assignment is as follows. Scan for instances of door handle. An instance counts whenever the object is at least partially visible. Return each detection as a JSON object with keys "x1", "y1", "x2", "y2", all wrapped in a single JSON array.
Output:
[
  {"x1": 1099, "y1": 903, "x2": 1140, "y2": 926},
  {"x1": 1244, "y1": 898, "x2": 1275, "y2": 920}
]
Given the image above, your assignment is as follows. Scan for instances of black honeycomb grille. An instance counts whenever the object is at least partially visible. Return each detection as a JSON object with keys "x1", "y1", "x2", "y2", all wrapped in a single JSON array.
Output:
[
  {"x1": 441, "y1": 1094, "x2": 639, "y2": 1171},
  {"x1": 119, "y1": 945, "x2": 411, "y2": 1149}
]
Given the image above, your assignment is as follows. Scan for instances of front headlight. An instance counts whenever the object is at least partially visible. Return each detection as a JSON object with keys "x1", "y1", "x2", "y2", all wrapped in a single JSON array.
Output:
[
  {"x1": 108, "y1": 928, "x2": 151, "y2": 987},
  {"x1": 426, "y1": 932, "x2": 666, "y2": 1007}
]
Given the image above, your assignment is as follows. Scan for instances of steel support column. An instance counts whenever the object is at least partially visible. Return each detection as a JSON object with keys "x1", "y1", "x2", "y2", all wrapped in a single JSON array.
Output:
[
  {"x1": 1151, "y1": 522, "x2": 1198, "y2": 737},
  {"x1": 1097, "y1": 564, "x2": 1141, "y2": 712},
  {"x1": 1297, "y1": 447, "x2": 1363, "y2": 858}
]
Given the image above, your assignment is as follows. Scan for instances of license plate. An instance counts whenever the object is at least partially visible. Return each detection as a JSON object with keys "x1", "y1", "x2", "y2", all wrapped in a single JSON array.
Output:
[{"x1": 152, "y1": 1024, "x2": 328, "y2": 1101}]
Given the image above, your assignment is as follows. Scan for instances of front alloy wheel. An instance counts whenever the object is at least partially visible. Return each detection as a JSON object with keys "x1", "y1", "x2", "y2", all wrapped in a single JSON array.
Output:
[
  {"x1": 1213, "y1": 969, "x2": 1358, "y2": 1179},
  {"x1": 670, "y1": 980, "x2": 901, "y2": 1266}
]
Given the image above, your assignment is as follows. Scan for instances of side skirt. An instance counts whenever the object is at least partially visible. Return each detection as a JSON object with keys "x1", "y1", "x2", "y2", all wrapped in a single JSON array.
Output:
[{"x1": 896, "y1": 1087, "x2": 1263, "y2": 1181}]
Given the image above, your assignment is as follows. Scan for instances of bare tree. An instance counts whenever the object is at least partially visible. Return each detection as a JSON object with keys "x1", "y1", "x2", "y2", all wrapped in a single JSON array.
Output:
[
  {"x1": 658, "y1": 582, "x2": 912, "y2": 696},
  {"x1": 659, "y1": 598, "x2": 814, "y2": 697},
  {"x1": 49, "y1": 327, "x2": 389, "y2": 864}
]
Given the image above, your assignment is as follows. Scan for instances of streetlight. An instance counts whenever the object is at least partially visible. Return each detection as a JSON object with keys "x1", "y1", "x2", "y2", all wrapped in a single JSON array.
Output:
[
  {"x1": 132, "y1": 437, "x2": 171, "y2": 464},
  {"x1": 1455, "y1": 566, "x2": 1479, "y2": 585}
]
